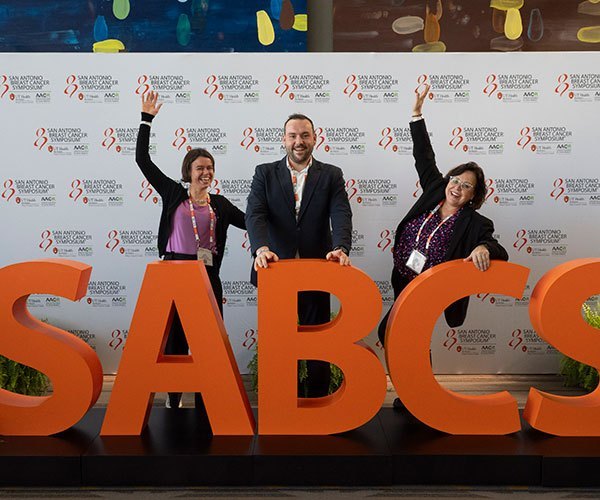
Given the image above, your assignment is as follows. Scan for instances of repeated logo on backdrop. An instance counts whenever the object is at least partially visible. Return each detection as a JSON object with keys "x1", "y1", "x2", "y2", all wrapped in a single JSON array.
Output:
[
  {"x1": 105, "y1": 229, "x2": 158, "y2": 258},
  {"x1": 204, "y1": 74, "x2": 260, "y2": 104},
  {"x1": 68, "y1": 179, "x2": 124, "y2": 207},
  {"x1": 554, "y1": 73, "x2": 600, "y2": 102},
  {"x1": 135, "y1": 74, "x2": 191, "y2": 103},
  {"x1": 38, "y1": 229, "x2": 93, "y2": 257},
  {"x1": 483, "y1": 73, "x2": 540, "y2": 103},
  {"x1": 33, "y1": 126, "x2": 89, "y2": 155},
  {"x1": 549, "y1": 178, "x2": 600, "y2": 206},
  {"x1": 314, "y1": 126, "x2": 367, "y2": 155},
  {"x1": 172, "y1": 126, "x2": 228, "y2": 155},
  {"x1": 416, "y1": 73, "x2": 470, "y2": 103},
  {"x1": 1, "y1": 73, "x2": 51, "y2": 103},
  {"x1": 443, "y1": 328, "x2": 496, "y2": 356},
  {"x1": 512, "y1": 228, "x2": 568, "y2": 257},
  {"x1": 448, "y1": 125, "x2": 504, "y2": 155},
  {"x1": 343, "y1": 73, "x2": 399, "y2": 103},
  {"x1": 487, "y1": 178, "x2": 536, "y2": 207},
  {"x1": 345, "y1": 178, "x2": 398, "y2": 207},
  {"x1": 1, "y1": 178, "x2": 56, "y2": 207},
  {"x1": 239, "y1": 125, "x2": 284, "y2": 155},
  {"x1": 64, "y1": 74, "x2": 119, "y2": 103},
  {"x1": 275, "y1": 73, "x2": 331, "y2": 103},
  {"x1": 517, "y1": 125, "x2": 573, "y2": 154}
]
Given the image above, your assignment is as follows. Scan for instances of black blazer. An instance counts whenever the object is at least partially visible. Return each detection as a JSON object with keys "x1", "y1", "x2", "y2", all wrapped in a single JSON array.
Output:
[
  {"x1": 245, "y1": 157, "x2": 352, "y2": 286},
  {"x1": 390, "y1": 119, "x2": 509, "y2": 329}
]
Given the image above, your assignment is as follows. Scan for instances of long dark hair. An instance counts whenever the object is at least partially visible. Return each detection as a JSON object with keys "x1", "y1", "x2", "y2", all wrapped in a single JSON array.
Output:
[
  {"x1": 446, "y1": 162, "x2": 487, "y2": 209},
  {"x1": 180, "y1": 148, "x2": 215, "y2": 183}
]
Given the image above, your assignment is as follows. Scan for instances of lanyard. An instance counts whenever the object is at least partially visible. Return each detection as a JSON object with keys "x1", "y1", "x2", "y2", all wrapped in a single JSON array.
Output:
[
  {"x1": 187, "y1": 192, "x2": 215, "y2": 252},
  {"x1": 415, "y1": 202, "x2": 455, "y2": 252},
  {"x1": 290, "y1": 167, "x2": 308, "y2": 214}
]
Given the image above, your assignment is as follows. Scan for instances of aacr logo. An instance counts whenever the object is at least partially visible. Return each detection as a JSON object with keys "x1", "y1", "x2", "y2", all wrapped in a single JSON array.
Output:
[
  {"x1": 455, "y1": 92, "x2": 469, "y2": 98},
  {"x1": 523, "y1": 92, "x2": 538, "y2": 97},
  {"x1": 175, "y1": 92, "x2": 190, "y2": 98},
  {"x1": 41, "y1": 196, "x2": 55, "y2": 202},
  {"x1": 382, "y1": 196, "x2": 395, "y2": 202},
  {"x1": 489, "y1": 144, "x2": 502, "y2": 150},
  {"x1": 383, "y1": 92, "x2": 398, "y2": 98},
  {"x1": 350, "y1": 145, "x2": 365, "y2": 151},
  {"x1": 108, "y1": 197, "x2": 123, "y2": 202},
  {"x1": 519, "y1": 195, "x2": 534, "y2": 201},
  {"x1": 74, "y1": 145, "x2": 88, "y2": 151},
  {"x1": 105, "y1": 93, "x2": 119, "y2": 98},
  {"x1": 244, "y1": 92, "x2": 259, "y2": 98},
  {"x1": 315, "y1": 92, "x2": 330, "y2": 98},
  {"x1": 112, "y1": 297, "x2": 126, "y2": 304},
  {"x1": 36, "y1": 93, "x2": 50, "y2": 98}
]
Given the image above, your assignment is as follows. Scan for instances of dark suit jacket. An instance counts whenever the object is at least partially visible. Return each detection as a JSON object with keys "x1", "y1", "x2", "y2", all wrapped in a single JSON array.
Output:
[
  {"x1": 390, "y1": 119, "x2": 509, "y2": 328},
  {"x1": 245, "y1": 157, "x2": 352, "y2": 286}
]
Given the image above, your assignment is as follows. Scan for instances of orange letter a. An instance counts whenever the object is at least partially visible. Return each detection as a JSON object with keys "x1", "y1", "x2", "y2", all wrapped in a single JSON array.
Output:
[
  {"x1": 258, "y1": 260, "x2": 387, "y2": 435},
  {"x1": 101, "y1": 261, "x2": 255, "y2": 436}
]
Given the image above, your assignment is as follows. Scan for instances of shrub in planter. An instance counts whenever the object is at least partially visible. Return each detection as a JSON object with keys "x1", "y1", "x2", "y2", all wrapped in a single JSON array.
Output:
[
  {"x1": 559, "y1": 301, "x2": 600, "y2": 392},
  {"x1": 0, "y1": 356, "x2": 49, "y2": 396}
]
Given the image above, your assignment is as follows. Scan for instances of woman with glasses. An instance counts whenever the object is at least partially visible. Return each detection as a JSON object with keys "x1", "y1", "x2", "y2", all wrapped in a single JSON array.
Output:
[
  {"x1": 379, "y1": 84, "x2": 508, "y2": 350},
  {"x1": 136, "y1": 91, "x2": 246, "y2": 409}
]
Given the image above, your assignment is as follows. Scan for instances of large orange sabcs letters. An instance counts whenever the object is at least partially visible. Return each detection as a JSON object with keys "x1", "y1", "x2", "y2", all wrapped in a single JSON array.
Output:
[
  {"x1": 101, "y1": 261, "x2": 255, "y2": 436},
  {"x1": 386, "y1": 260, "x2": 529, "y2": 435},
  {"x1": 524, "y1": 258, "x2": 600, "y2": 436},
  {"x1": 258, "y1": 260, "x2": 387, "y2": 435},
  {"x1": 0, "y1": 260, "x2": 103, "y2": 435}
]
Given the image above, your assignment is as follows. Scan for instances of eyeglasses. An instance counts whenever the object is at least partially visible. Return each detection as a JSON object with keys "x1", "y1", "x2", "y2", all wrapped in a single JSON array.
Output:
[{"x1": 448, "y1": 176, "x2": 474, "y2": 191}]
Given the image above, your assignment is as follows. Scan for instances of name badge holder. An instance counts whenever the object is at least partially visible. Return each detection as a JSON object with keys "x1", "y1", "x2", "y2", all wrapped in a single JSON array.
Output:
[
  {"x1": 188, "y1": 193, "x2": 216, "y2": 267},
  {"x1": 406, "y1": 202, "x2": 454, "y2": 275}
]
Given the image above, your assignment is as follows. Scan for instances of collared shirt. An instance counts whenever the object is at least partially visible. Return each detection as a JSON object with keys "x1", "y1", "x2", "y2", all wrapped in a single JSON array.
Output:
[{"x1": 287, "y1": 156, "x2": 312, "y2": 217}]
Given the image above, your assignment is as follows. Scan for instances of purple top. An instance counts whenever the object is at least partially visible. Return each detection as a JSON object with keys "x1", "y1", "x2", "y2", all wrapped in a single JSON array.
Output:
[
  {"x1": 393, "y1": 207, "x2": 461, "y2": 281},
  {"x1": 166, "y1": 200, "x2": 217, "y2": 255}
]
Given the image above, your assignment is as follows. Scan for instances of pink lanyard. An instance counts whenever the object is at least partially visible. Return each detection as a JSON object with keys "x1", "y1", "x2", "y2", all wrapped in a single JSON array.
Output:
[
  {"x1": 415, "y1": 202, "x2": 454, "y2": 252},
  {"x1": 187, "y1": 193, "x2": 215, "y2": 251}
]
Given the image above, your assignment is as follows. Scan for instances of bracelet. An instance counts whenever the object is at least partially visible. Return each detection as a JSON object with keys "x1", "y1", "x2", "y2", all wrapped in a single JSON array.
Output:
[
  {"x1": 411, "y1": 114, "x2": 422, "y2": 118},
  {"x1": 140, "y1": 121, "x2": 152, "y2": 127},
  {"x1": 256, "y1": 247, "x2": 269, "y2": 256}
]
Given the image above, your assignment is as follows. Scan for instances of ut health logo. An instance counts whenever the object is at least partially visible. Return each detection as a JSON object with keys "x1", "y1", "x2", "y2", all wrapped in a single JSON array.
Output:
[
  {"x1": 513, "y1": 229, "x2": 531, "y2": 253},
  {"x1": 139, "y1": 180, "x2": 158, "y2": 204},
  {"x1": 509, "y1": 329, "x2": 526, "y2": 352},
  {"x1": 64, "y1": 74, "x2": 83, "y2": 100},
  {"x1": 343, "y1": 74, "x2": 361, "y2": 99},
  {"x1": 240, "y1": 127, "x2": 259, "y2": 152},
  {"x1": 517, "y1": 127, "x2": 535, "y2": 151},
  {"x1": 135, "y1": 75, "x2": 151, "y2": 96},
  {"x1": 2, "y1": 179, "x2": 16, "y2": 202},
  {"x1": 106, "y1": 230, "x2": 124, "y2": 254},
  {"x1": 449, "y1": 127, "x2": 467, "y2": 151},
  {"x1": 555, "y1": 74, "x2": 573, "y2": 99},
  {"x1": 102, "y1": 128, "x2": 121, "y2": 152},
  {"x1": 483, "y1": 74, "x2": 501, "y2": 99},
  {"x1": 314, "y1": 127, "x2": 328, "y2": 151},
  {"x1": 39, "y1": 230, "x2": 56, "y2": 253},
  {"x1": 172, "y1": 128, "x2": 192, "y2": 152},
  {"x1": 33, "y1": 128, "x2": 52, "y2": 152},
  {"x1": 378, "y1": 127, "x2": 398, "y2": 152},
  {"x1": 550, "y1": 178, "x2": 569, "y2": 203},
  {"x1": 275, "y1": 74, "x2": 293, "y2": 99},
  {"x1": 204, "y1": 75, "x2": 222, "y2": 100},
  {"x1": 444, "y1": 329, "x2": 460, "y2": 352}
]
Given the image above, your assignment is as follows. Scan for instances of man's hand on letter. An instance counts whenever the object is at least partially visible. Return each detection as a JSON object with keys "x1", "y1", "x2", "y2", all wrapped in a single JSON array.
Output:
[{"x1": 253, "y1": 247, "x2": 279, "y2": 271}]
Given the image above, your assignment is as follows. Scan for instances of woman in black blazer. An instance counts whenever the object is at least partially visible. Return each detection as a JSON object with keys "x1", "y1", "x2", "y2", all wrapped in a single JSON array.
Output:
[
  {"x1": 379, "y1": 85, "x2": 508, "y2": 347},
  {"x1": 136, "y1": 91, "x2": 246, "y2": 409}
]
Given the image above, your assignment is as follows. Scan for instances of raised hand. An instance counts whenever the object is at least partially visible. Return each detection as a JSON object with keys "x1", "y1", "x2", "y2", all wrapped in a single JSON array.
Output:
[
  {"x1": 413, "y1": 83, "x2": 431, "y2": 116},
  {"x1": 141, "y1": 90, "x2": 163, "y2": 116}
]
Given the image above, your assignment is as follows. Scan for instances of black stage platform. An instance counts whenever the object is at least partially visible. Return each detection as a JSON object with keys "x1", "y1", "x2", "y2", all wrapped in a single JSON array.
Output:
[{"x1": 1, "y1": 407, "x2": 598, "y2": 487}]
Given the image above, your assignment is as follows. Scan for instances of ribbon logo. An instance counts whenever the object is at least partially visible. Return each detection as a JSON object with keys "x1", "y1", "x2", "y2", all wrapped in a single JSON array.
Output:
[
  {"x1": 34, "y1": 128, "x2": 49, "y2": 150},
  {"x1": 135, "y1": 75, "x2": 151, "y2": 95},
  {"x1": 344, "y1": 74, "x2": 358, "y2": 98},
  {"x1": 139, "y1": 180, "x2": 154, "y2": 202},
  {"x1": 102, "y1": 127, "x2": 117, "y2": 150},
  {"x1": 517, "y1": 127, "x2": 533, "y2": 150},
  {"x1": 64, "y1": 74, "x2": 79, "y2": 98},
  {"x1": 345, "y1": 179, "x2": 358, "y2": 201},
  {"x1": 2, "y1": 179, "x2": 15, "y2": 202},
  {"x1": 0, "y1": 75, "x2": 10, "y2": 99},
  {"x1": 204, "y1": 74, "x2": 219, "y2": 98},
  {"x1": 275, "y1": 74, "x2": 290, "y2": 97},
  {"x1": 240, "y1": 127, "x2": 256, "y2": 150},
  {"x1": 242, "y1": 329, "x2": 257, "y2": 350},
  {"x1": 415, "y1": 74, "x2": 429, "y2": 95},
  {"x1": 555, "y1": 74, "x2": 570, "y2": 97},
  {"x1": 109, "y1": 329, "x2": 125, "y2": 350},
  {"x1": 509, "y1": 329, "x2": 524, "y2": 350},
  {"x1": 378, "y1": 127, "x2": 394, "y2": 150},
  {"x1": 513, "y1": 229, "x2": 528, "y2": 252},
  {"x1": 550, "y1": 178, "x2": 565, "y2": 201},
  {"x1": 377, "y1": 229, "x2": 393, "y2": 252},
  {"x1": 443, "y1": 329, "x2": 458, "y2": 350},
  {"x1": 106, "y1": 230, "x2": 121, "y2": 252},
  {"x1": 69, "y1": 179, "x2": 84, "y2": 202},
  {"x1": 449, "y1": 127, "x2": 464, "y2": 150},
  {"x1": 314, "y1": 127, "x2": 326, "y2": 150},
  {"x1": 39, "y1": 230, "x2": 53, "y2": 252},
  {"x1": 172, "y1": 128, "x2": 188, "y2": 151},
  {"x1": 483, "y1": 74, "x2": 498, "y2": 97},
  {"x1": 241, "y1": 231, "x2": 252, "y2": 253}
]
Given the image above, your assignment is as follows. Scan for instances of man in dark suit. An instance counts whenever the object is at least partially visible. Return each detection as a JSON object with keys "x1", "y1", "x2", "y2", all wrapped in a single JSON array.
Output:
[{"x1": 245, "y1": 113, "x2": 353, "y2": 397}]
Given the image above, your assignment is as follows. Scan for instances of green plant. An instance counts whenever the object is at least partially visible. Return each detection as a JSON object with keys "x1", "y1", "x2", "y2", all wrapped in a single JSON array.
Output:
[
  {"x1": 559, "y1": 301, "x2": 600, "y2": 392},
  {"x1": 0, "y1": 356, "x2": 49, "y2": 396}
]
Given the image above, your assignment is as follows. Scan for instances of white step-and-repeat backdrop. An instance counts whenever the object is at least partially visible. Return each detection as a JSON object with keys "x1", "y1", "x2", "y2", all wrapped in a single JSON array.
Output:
[{"x1": 1, "y1": 53, "x2": 598, "y2": 374}]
